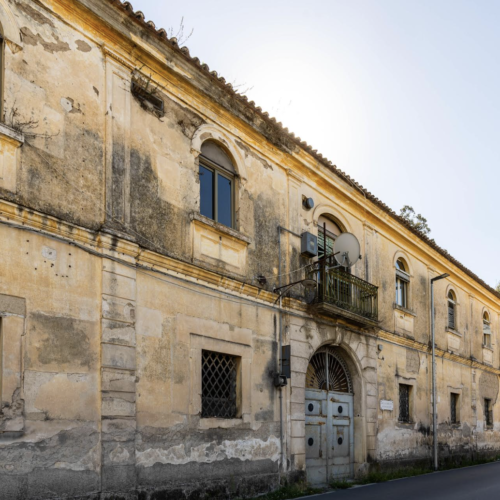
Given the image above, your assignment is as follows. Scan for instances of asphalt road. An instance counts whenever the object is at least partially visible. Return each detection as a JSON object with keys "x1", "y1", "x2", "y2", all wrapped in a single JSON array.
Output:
[{"x1": 304, "y1": 462, "x2": 500, "y2": 500}]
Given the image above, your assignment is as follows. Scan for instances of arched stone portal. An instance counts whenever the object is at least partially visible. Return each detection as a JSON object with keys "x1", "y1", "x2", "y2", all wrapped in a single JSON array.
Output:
[{"x1": 305, "y1": 346, "x2": 354, "y2": 485}]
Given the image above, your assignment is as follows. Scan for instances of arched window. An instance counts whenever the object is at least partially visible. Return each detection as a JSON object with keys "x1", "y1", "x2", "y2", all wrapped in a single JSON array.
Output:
[
  {"x1": 317, "y1": 215, "x2": 342, "y2": 259},
  {"x1": 483, "y1": 312, "x2": 491, "y2": 348},
  {"x1": 199, "y1": 141, "x2": 235, "y2": 228},
  {"x1": 447, "y1": 291, "x2": 456, "y2": 330},
  {"x1": 395, "y1": 258, "x2": 409, "y2": 308}
]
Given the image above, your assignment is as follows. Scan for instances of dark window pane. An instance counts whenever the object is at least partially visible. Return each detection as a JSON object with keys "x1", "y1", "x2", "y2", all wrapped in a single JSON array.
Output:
[
  {"x1": 399, "y1": 384, "x2": 410, "y2": 423},
  {"x1": 199, "y1": 165, "x2": 214, "y2": 220},
  {"x1": 217, "y1": 174, "x2": 232, "y2": 227},
  {"x1": 448, "y1": 303, "x2": 455, "y2": 329},
  {"x1": 451, "y1": 394, "x2": 458, "y2": 424}
]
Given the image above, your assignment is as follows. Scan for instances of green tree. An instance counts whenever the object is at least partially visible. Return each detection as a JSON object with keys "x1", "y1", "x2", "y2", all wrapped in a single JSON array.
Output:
[{"x1": 399, "y1": 205, "x2": 431, "y2": 235}]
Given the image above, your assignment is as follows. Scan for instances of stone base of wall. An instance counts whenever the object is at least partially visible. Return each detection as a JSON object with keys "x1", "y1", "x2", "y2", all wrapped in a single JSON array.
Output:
[{"x1": 371, "y1": 447, "x2": 500, "y2": 474}]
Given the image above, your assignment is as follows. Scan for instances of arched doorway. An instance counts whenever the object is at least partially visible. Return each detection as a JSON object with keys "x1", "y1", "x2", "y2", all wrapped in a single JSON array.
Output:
[{"x1": 305, "y1": 346, "x2": 354, "y2": 485}]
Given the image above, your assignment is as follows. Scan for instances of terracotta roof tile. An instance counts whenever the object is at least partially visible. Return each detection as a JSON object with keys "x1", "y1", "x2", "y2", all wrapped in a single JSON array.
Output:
[{"x1": 107, "y1": 0, "x2": 500, "y2": 300}]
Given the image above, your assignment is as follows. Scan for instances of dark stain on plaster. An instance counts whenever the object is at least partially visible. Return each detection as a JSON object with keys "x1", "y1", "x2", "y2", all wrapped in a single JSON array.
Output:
[
  {"x1": 129, "y1": 148, "x2": 189, "y2": 258},
  {"x1": 93, "y1": 86, "x2": 99, "y2": 96},
  {"x1": 235, "y1": 140, "x2": 273, "y2": 170},
  {"x1": 16, "y1": 131, "x2": 104, "y2": 231},
  {"x1": 66, "y1": 97, "x2": 82, "y2": 114},
  {"x1": 17, "y1": 2, "x2": 56, "y2": 27},
  {"x1": 76, "y1": 39, "x2": 92, "y2": 52},
  {"x1": 479, "y1": 371, "x2": 499, "y2": 405},
  {"x1": 29, "y1": 313, "x2": 94, "y2": 368},
  {"x1": 160, "y1": 93, "x2": 204, "y2": 139},
  {"x1": 20, "y1": 27, "x2": 71, "y2": 53}
]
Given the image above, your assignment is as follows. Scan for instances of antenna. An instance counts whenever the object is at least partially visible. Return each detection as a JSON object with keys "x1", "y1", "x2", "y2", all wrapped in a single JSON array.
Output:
[{"x1": 333, "y1": 233, "x2": 361, "y2": 268}]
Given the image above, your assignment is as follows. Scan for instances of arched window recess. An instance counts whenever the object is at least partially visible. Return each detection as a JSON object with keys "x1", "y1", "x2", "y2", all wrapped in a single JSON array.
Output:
[
  {"x1": 447, "y1": 290, "x2": 457, "y2": 330},
  {"x1": 198, "y1": 140, "x2": 235, "y2": 229},
  {"x1": 395, "y1": 258, "x2": 410, "y2": 308},
  {"x1": 483, "y1": 311, "x2": 492, "y2": 348}
]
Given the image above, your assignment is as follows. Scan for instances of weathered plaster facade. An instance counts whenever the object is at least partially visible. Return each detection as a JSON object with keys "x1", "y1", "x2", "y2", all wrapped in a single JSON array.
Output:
[{"x1": 0, "y1": 1, "x2": 499, "y2": 499}]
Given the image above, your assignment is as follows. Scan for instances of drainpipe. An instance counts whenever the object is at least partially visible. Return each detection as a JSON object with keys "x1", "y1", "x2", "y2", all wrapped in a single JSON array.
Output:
[
  {"x1": 430, "y1": 273, "x2": 449, "y2": 471},
  {"x1": 278, "y1": 226, "x2": 284, "y2": 473}
]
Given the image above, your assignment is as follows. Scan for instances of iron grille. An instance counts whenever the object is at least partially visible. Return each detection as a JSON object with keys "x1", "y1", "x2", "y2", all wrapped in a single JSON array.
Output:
[
  {"x1": 310, "y1": 260, "x2": 378, "y2": 321},
  {"x1": 485, "y1": 399, "x2": 493, "y2": 427},
  {"x1": 305, "y1": 347, "x2": 353, "y2": 393},
  {"x1": 450, "y1": 393, "x2": 458, "y2": 424},
  {"x1": 202, "y1": 350, "x2": 238, "y2": 419},
  {"x1": 399, "y1": 384, "x2": 411, "y2": 423}
]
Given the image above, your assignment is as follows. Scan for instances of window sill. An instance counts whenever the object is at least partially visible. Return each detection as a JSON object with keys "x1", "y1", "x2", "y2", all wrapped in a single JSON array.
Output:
[
  {"x1": 190, "y1": 212, "x2": 252, "y2": 245},
  {"x1": 482, "y1": 345, "x2": 494, "y2": 352},
  {"x1": 0, "y1": 123, "x2": 24, "y2": 145},
  {"x1": 446, "y1": 327, "x2": 462, "y2": 337},
  {"x1": 393, "y1": 304, "x2": 417, "y2": 317},
  {"x1": 198, "y1": 417, "x2": 249, "y2": 430}
]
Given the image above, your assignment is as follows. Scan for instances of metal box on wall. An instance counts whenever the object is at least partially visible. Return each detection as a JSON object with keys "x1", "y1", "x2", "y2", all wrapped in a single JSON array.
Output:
[{"x1": 301, "y1": 232, "x2": 318, "y2": 257}]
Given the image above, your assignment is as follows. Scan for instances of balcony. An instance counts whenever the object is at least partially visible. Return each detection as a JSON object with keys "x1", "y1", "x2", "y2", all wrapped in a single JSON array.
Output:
[{"x1": 309, "y1": 262, "x2": 379, "y2": 327}]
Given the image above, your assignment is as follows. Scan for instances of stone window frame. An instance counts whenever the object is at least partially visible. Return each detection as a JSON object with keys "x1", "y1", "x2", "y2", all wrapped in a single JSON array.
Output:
[
  {"x1": 392, "y1": 251, "x2": 414, "y2": 314},
  {"x1": 484, "y1": 397, "x2": 493, "y2": 429},
  {"x1": 445, "y1": 285, "x2": 460, "y2": 335},
  {"x1": 448, "y1": 387, "x2": 462, "y2": 425},
  {"x1": 199, "y1": 141, "x2": 237, "y2": 229},
  {"x1": 190, "y1": 332, "x2": 252, "y2": 429},
  {"x1": 191, "y1": 123, "x2": 247, "y2": 234},
  {"x1": 482, "y1": 309, "x2": 492, "y2": 349}
]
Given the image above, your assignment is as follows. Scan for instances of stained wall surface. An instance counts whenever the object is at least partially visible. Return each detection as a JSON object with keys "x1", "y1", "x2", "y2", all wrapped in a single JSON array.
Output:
[{"x1": 0, "y1": 0, "x2": 498, "y2": 499}]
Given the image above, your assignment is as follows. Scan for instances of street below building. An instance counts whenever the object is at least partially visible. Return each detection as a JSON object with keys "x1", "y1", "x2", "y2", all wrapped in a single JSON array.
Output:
[{"x1": 303, "y1": 462, "x2": 500, "y2": 500}]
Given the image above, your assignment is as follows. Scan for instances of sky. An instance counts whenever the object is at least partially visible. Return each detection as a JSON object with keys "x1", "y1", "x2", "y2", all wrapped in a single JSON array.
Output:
[{"x1": 133, "y1": 0, "x2": 500, "y2": 289}]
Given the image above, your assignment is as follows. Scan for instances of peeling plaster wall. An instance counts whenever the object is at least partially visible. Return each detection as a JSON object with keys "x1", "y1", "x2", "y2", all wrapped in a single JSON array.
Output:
[
  {"x1": 0, "y1": 223, "x2": 102, "y2": 499},
  {"x1": 0, "y1": 0, "x2": 499, "y2": 499}
]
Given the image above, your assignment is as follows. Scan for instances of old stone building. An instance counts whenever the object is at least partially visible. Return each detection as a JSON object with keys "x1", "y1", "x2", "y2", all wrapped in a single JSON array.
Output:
[{"x1": 0, "y1": 0, "x2": 499, "y2": 499}]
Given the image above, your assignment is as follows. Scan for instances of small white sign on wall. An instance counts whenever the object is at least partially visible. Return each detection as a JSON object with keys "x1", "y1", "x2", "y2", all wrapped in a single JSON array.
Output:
[{"x1": 380, "y1": 400, "x2": 394, "y2": 411}]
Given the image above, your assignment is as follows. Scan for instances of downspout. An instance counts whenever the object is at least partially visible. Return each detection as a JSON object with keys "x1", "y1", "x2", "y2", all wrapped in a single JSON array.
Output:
[{"x1": 278, "y1": 226, "x2": 284, "y2": 473}]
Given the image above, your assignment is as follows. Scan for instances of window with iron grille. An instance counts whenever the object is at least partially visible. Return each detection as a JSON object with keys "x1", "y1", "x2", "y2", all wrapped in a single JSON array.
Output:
[
  {"x1": 202, "y1": 350, "x2": 239, "y2": 419},
  {"x1": 450, "y1": 393, "x2": 459, "y2": 424},
  {"x1": 399, "y1": 384, "x2": 411, "y2": 423},
  {"x1": 485, "y1": 398, "x2": 493, "y2": 427}
]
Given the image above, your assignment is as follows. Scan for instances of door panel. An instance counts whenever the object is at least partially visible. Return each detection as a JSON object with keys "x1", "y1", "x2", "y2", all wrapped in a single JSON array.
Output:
[{"x1": 306, "y1": 389, "x2": 354, "y2": 484}]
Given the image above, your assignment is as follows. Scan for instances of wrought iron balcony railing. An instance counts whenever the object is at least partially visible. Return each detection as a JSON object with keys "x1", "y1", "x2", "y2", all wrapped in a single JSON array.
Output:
[{"x1": 310, "y1": 260, "x2": 378, "y2": 323}]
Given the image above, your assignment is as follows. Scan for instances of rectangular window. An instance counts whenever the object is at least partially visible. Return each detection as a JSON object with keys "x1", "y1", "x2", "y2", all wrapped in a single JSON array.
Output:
[
  {"x1": 217, "y1": 174, "x2": 232, "y2": 228},
  {"x1": 395, "y1": 277, "x2": 408, "y2": 308},
  {"x1": 448, "y1": 303, "x2": 455, "y2": 330},
  {"x1": 483, "y1": 321, "x2": 492, "y2": 348},
  {"x1": 399, "y1": 384, "x2": 411, "y2": 423},
  {"x1": 450, "y1": 393, "x2": 459, "y2": 424},
  {"x1": 199, "y1": 161, "x2": 233, "y2": 228},
  {"x1": 199, "y1": 165, "x2": 214, "y2": 220},
  {"x1": 485, "y1": 398, "x2": 493, "y2": 427},
  {"x1": 202, "y1": 350, "x2": 239, "y2": 419}
]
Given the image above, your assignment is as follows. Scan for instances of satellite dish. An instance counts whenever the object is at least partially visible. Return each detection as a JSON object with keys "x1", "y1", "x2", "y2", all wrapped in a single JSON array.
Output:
[{"x1": 333, "y1": 233, "x2": 361, "y2": 268}]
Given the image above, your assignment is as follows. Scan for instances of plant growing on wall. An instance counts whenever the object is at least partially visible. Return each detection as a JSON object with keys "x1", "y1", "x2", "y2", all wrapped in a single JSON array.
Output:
[
  {"x1": 131, "y1": 67, "x2": 166, "y2": 119},
  {"x1": 399, "y1": 205, "x2": 431, "y2": 235}
]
